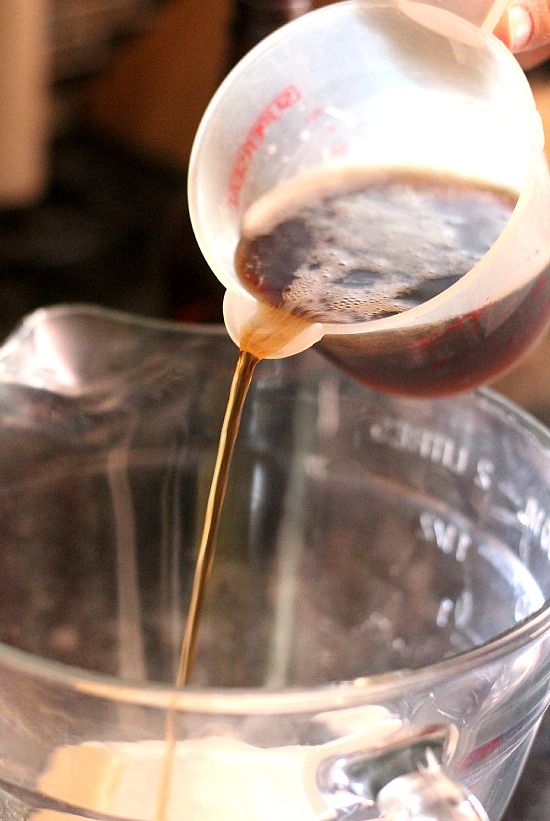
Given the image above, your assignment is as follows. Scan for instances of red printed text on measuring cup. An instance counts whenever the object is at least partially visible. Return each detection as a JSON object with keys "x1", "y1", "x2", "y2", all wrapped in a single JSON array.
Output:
[{"x1": 227, "y1": 85, "x2": 302, "y2": 209}]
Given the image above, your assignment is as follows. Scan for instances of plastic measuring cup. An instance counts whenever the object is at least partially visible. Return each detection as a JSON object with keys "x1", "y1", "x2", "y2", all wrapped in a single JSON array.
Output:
[{"x1": 188, "y1": 0, "x2": 550, "y2": 395}]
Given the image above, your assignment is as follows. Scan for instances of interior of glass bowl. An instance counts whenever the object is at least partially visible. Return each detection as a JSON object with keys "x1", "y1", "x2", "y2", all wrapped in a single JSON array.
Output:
[{"x1": 0, "y1": 308, "x2": 548, "y2": 690}]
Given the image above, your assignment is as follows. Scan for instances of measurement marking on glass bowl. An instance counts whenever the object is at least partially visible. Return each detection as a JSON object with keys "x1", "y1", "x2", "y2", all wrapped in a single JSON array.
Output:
[
  {"x1": 369, "y1": 418, "x2": 469, "y2": 475},
  {"x1": 418, "y1": 511, "x2": 473, "y2": 562},
  {"x1": 517, "y1": 497, "x2": 550, "y2": 558}
]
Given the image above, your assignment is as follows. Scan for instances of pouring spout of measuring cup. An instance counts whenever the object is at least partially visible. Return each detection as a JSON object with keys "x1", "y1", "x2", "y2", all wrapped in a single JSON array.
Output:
[
  {"x1": 223, "y1": 290, "x2": 324, "y2": 359},
  {"x1": 400, "y1": 0, "x2": 510, "y2": 32}
]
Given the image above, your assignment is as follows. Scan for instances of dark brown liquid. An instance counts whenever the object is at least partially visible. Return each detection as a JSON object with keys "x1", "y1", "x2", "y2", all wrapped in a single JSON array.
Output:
[
  {"x1": 321, "y1": 268, "x2": 550, "y2": 396},
  {"x1": 156, "y1": 305, "x2": 314, "y2": 821},
  {"x1": 236, "y1": 170, "x2": 516, "y2": 323},
  {"x1": 236, "y1": 170, "x2": 550, "y2": 395}
]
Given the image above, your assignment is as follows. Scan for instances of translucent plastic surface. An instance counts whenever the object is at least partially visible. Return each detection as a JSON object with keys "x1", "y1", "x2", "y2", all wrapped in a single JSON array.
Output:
[{"x1": 189, "y1": 1, "x2": 550, "y2": 395}]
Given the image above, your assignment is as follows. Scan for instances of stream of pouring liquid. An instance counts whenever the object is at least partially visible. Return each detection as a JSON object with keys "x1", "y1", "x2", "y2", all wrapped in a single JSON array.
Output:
[{"x1": 155, "y1": 304, "x2": 314, "y2": 821}]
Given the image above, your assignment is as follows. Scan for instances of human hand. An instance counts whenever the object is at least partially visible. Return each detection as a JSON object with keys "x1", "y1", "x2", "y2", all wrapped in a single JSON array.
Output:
[{"x1": 496, "y1": 3, "x2": 550, "y2": 69}]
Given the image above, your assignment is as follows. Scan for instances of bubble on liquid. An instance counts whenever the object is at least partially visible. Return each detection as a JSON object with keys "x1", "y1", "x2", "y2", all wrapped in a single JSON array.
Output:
[{"x1": 236, "y1": 169, "x2": 517, "y2": 324}]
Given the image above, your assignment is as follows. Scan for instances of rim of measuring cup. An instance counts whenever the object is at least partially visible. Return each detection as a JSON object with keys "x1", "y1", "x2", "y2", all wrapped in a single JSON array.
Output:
[
  {"x1": 0, "y1": 305, "x2": 549, "y2": 715},
  {"x1": 188, "y1": 0, "x2": 543, "y2": 339}
]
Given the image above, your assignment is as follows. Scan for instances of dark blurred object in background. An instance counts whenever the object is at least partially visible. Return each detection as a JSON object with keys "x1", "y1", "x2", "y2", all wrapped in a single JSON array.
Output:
[
  {"x1": 229, "y1": 0, "x2": 310, "y2": 64},
  {"x1": 0, "y1": 0, "x2": 180, "y2": 339},
  {"x1": 51, "y1": 1, "x2": 164, "y2": 83},
  {"x1": 0, "y1": 132, "x2": 184, "y2": 340}
]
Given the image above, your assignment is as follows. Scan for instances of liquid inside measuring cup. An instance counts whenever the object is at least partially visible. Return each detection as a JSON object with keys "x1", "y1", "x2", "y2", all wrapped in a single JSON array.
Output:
[
  {"x1": 234, "y1": 167, "x2": 550, "y2": 396},
  {"x1": 235, "y1": 168, "x2": 516, "y2": 324}
]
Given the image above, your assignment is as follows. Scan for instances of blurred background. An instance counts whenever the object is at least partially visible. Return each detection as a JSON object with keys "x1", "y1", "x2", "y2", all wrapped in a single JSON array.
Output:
[{"x1": 0, "y1": 0, "x2": 324, "y2": 333}]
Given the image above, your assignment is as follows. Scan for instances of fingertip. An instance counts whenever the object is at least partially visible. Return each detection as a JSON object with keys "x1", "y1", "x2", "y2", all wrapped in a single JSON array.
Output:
[{"x1": 507, "y1": 5, "x2": 534, "y2": 51}]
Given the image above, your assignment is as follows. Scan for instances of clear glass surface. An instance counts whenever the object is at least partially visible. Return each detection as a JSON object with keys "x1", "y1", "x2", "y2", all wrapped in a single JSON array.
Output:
[{"x1": 0, "y1": 305, "x2": 549, "y2": 820}]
